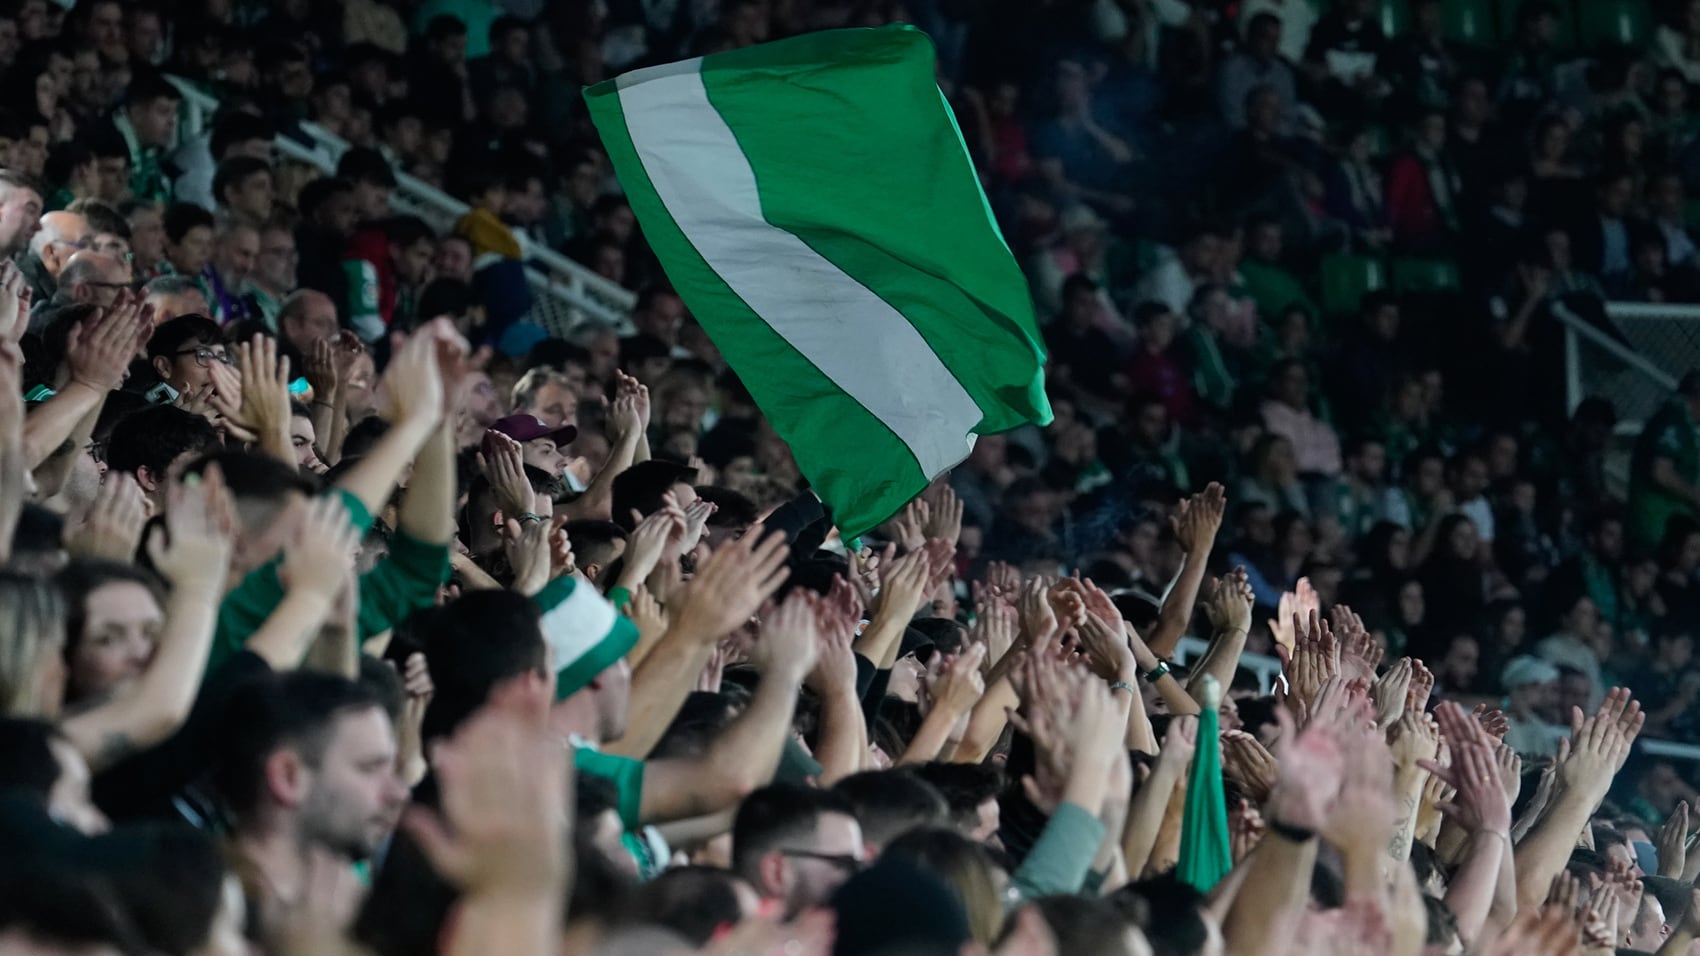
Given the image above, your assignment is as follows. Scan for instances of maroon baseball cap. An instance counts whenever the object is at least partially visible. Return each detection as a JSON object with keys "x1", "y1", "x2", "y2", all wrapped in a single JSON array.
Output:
[{"x1": 491, "y1": 414, "x2": 578, "y2": 446}]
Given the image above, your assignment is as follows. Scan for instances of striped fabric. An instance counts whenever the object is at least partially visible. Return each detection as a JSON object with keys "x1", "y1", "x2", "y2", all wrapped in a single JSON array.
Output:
[{"x1": 585, "y1": 26, "x2": 1051, "y2": 537}]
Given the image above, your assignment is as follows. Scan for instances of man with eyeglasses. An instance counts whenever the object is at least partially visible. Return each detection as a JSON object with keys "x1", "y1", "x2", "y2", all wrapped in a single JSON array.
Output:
[
  {"x1": 21, "y1": 209, "x2": 91, "y2": 304},
  {"x1": 145, "y1": 314, "x2": 230, "y2": 400},
  {"x1": 732, "y1": 783, "x2": 866, "y2": 918},
  {"x1": 36, "y1": 251, "x2": 128, "y2": 323}
]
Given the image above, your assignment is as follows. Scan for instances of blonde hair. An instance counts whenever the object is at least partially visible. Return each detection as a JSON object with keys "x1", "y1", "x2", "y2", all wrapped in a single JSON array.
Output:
[{"x1": 0, "y1": 572, "x2": 66, "y2": 718}]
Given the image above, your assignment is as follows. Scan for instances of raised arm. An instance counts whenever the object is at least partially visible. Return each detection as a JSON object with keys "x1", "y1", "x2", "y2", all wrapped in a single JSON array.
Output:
[
  {"x1": 1186, "y1": 567, "x2": 1254, "y2": 700},
  {"x1": 60, "y1": 465, "x2": 237, "y2": 770},
  {"x1": 1421, "y1": 704, "x2": 1514, "y2": 948},
  {"x1": 1147, "y1": 483, "x2": 1226, "y2": 659},
  {"x1": 244, "y1": 496, "x2": 364, "y2": 670},
  {"x1": 333, "y1": 328, "x2": 444, "y2": 519},
  {"x1": 898, "y1": 644, "x2": 986, "y2": 766},
  {"x1": 235, "y1": 336, "x2": 295, "y2": 466},
  {"x1": 639, "y1": 590, "x2": 818, "y2": 823},
  {"x1": 393, "y1": 321, "x2": 473, "y2": 547},
  {"x1": 563, "y1": 371, "x2": 647, "y2": 520},
  {"x1": 604, "y1": 527, "x2": 789, "y2": 760},
  {"x1": 26, "y1": 298, "x2": 150, "y2": 468},
  {"x1": 1124, "y1": 715, "x2": 1196, "y2": 877},
  {"x1": 804, "y1": 582, "x2": 868, "y2": 785},
  {"x1": 1514, "y1": 689, "x2": 1643, "y2": 908},
  {"x1": 1223, "y1": 710, "x2": 1341, "y2": 956}
]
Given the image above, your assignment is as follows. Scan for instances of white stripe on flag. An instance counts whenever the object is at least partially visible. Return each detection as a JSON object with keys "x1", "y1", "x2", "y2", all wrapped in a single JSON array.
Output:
[
  {"x1": 540, "y1": 581, "x2": 620, "y2": 675},
  {"x1": 614, "y1": 60, "x2": 982, "y2": 479}
]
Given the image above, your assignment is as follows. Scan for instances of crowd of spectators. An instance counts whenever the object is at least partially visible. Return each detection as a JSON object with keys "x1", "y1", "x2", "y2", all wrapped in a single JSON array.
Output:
[{"x1": 6, "y1": 0, "x2": 1700, "y2": 954}]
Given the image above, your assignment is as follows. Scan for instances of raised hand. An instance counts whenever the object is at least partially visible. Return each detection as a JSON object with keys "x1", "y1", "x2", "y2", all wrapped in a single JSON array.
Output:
[
  {"x1": 402, "y1": 697, "x2": 569, "y2": 897},
  {"x1": 750, "y1": 590, "x2": 820, "y2": 684},
  {"x1": 145, "y1": 464, "x2": 237, "y2": 589},
  {"x1": 1371, "y1": 657, "x2": 1413, "y2": 727},
  {"x1": 886, "y1": 496, "x2": 930, "y2": 552},
  {"x1": 921, "y1": 484, "x2": 965, "y2": 550},
  {"x1": 1331, "y1": 605, "x2": 1381, "y2": 684},
  {"x1": 671, "y1": 528, "x2": 792, "y2": 645},
  {"x1": 614, "y1": 498, "x2": 687, "y2": 591},
  {"x1": 969, "y1": 599, "x2": 1017, "y2": 673},
  {"x1": 1267, "y1": 706, "x2": 1346, "y2": 831},
  {"x1": 1015, "y1": 577, "x2": 1058, "y2": 648},
  {"x1": 1659, "y1": 801, "x2": 1690, "y2": 879},
  {"x1": 380, "y1": 325, "x2": 447, "y2": 429},
  {"x1": 1071, "y1": 606, "x2": 1134, "y2": 681},
  {"x1": 503, "y1": 516, "x2": 551, "y2": 596},
  {"x1": 1220, "y1": 729, "x2": 1278, "y2": 804},
  {"x1": 926, "y1": 643, "x2": 988, "y2": 718},
  {"x1": 66, "y1": 473, "x2": 148, "y2": 560},
  {"x1": 804, "y1": 593, "x2": 858, "y2": 696},
  {"x1": 1203, "y1": 566, "x2": 1254, "y2": 636},
  {"x1": 1472, "y1": 703, "x2": 1511, "y2": 739},
  {"x1": 65, "y1": 297, "x2": 152, "y2": 392},
  {"x1": 1407, "y1": 659, "x2": 1435, "y2": 714},
  {"x1": 1387, "y1": 711, "x2": 1441, "y2": 773},
  {"x1": 1419, "y1": 703, "x2": 1511, "y2": 835},
  {"x1": 678, "y1": 498, "x2": 717, "y2": 555},
  {"x1": 236, "y1": 335, "x2": 292, "y2": 443},
  {"x1": 874, "y1": 548, "x2": 931, "y2": 621},
  {"x1": 1272, "y1": 577, "x2": 1319, "y2": 662},
  {"x1": 279, "y1": 496, "x2": 361, "y2": 600},
  {"x1": 1171, "y1": 481, "x2": 1226, "y2": 555},
  {"x1": 479, "y1": 431, "x2": 535, "y2": 521}
]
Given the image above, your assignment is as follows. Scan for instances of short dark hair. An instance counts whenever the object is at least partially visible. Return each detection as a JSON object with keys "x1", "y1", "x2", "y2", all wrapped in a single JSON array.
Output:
[
  {"x1": 410, "y1": 591, "x2": 546, "y2": 743},
  {"x1": 124, "y1": 68, "x2": 181, "y2": 109},
  {"x1": 1113, "y1": 875, "x2": 1210, "y2": 956},
  {"x1": 619, "y1": 334, "x2": 670, "y2": 369},
  {"x1": 212, "y1": 156, "x2": 271, "y2": 207},
  {"x1": 1028, "y1": 895, "x2": 1141, "y2": 956},
  {"x1": 340, "y1": 417, "x2": 390, "y2": 460},
  {"x1": 426, "y1": 14, "x2": 468, "y2": 41},
  {"x1": 336, "y1": 147, "x2": 397, "y2": 190},
  {"x1": 622, "y1": 866, "x2": 747, "y2": 946},
  {"x1": 832, "y1": 769, "x2": 951, "y2": 848},
  {"x1": 297, "y1": 176, "x2": 354, "y2": 220},
  {"x1": 695, "y1": 486, "x2": 757, "y2": 529},
  {"x1": 208, "y1": 111, "x2": 275, "y2": 160},
  {"x1": 217, "y1": 670, "x2": 386, "y2": 816},
  {"x1": 562, "y1": 519, "x2": 626, "y2": 571},
  {"x1": 103, "y1": 405, "x2": 220, "y2": 482},
  {"x1": 731, "y1": 783, "x2": 858, "y2": 880},
  {"x1": 162, "y1": 202, "x2": 215, "y2": 244},
  {"x1": 908, "y1": 762, "x2": 1004, "y2": 831},
  {"x1": 384, "y1": 215, "x2": 433, "y2": 248},
  {"x1": 180, "y1": 449, "x2": 319, "y2": 504},
  {"x1": 146, "y1": 313, "x2": 222, "y2": 361},
  {"x1": 610, "y1": 460, "x2": 697, "y2": 532}
]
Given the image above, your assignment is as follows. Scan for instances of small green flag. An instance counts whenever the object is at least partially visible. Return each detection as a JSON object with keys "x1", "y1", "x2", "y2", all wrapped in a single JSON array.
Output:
[
  {"x1": 584, "y1": 26, "x2": 1051, "y2": 538},
  {"x1": 1177, "y1": 676, "x2": 1232, "y2": 893}
]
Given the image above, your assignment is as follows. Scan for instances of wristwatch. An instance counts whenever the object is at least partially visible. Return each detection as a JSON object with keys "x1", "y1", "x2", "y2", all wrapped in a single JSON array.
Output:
[{"x1": 1142, "y1": 660, "x2": 1170, "y2": 684}]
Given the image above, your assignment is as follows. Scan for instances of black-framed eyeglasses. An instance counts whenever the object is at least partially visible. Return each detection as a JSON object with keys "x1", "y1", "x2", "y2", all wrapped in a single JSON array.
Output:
[
  {"x1": 173, "y1": 347, "x2": 234, "y2": 368},
  {"x1": 777, "y1": 849, "x2": 864, "y2": 874}
]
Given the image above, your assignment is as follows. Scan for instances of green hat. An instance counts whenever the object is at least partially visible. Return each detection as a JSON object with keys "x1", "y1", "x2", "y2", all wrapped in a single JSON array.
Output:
[{"x1": 533, "y1": 577, "x2": 639, "y2": 701}]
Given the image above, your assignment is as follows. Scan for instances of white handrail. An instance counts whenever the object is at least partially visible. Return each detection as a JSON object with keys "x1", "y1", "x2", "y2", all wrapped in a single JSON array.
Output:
[{"x1": 163, "y1": 75, "x2": 636, "y2": 330}]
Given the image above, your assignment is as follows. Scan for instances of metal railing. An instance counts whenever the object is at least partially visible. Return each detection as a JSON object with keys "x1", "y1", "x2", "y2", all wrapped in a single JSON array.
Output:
[
  {"x1": 1556, "y1": 297, "x2": 1694, "y2": 430},
  {"x1": 165, "y1": 75, "x2": 637, "y2": 334}
]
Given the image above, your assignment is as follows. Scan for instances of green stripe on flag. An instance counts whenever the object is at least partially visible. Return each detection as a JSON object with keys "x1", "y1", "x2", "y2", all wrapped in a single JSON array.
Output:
[{"x1": 584, "y1": 26, "x2": 1050, "y2": 538}]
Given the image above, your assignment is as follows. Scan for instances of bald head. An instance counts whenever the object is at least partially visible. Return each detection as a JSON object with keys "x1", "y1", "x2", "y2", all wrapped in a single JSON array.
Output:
[
  {"x1": 30, "y1": 211, "x2": 91, "y2": 278},
  {"x1": 57, "y1": 251, "x2": 128, "y2": 307},
  {"x1": 278, "y1": 289, "x2": 340, "y2": 352}
]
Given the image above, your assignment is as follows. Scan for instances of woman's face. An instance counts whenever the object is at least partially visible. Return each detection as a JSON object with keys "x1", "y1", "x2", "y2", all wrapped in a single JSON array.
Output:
[
  {"x1": 1385, "y1": 528, "x2": 1412, "y2": 571},
  {"x1": 1564, "y1": 597, "x2": 1600, "y2": 640},
  {"x1": 1447, "y1": 519, "x2": 1479, "y2": 560},
  {"x1": 70, "y1": 581, "x2": 161, "y2": 701},
  {"x1": 1499, "y1": 606, "x2": 1526, "y2": 647},
  {"x1": 1399, "y1": 580, "x2": 1425, "y2": 625}
]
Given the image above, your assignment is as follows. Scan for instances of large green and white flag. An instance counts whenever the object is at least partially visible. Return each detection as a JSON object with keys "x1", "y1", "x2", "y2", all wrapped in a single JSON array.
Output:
[{"x1": 585, "y1": 26, "x2": 1051, "y2": 538}]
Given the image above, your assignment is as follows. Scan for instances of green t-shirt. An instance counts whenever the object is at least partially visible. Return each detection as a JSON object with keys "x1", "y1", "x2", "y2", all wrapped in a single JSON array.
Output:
[
  {"x1": 207, "y1": 489, "x2": 451, "y2": 674},
  {"x1": 1629, "y1": 400, "x2": 1699, "y2": 547},
  {"x1": 574, "y1": 746, "x2": 665, "y2": 878}
]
